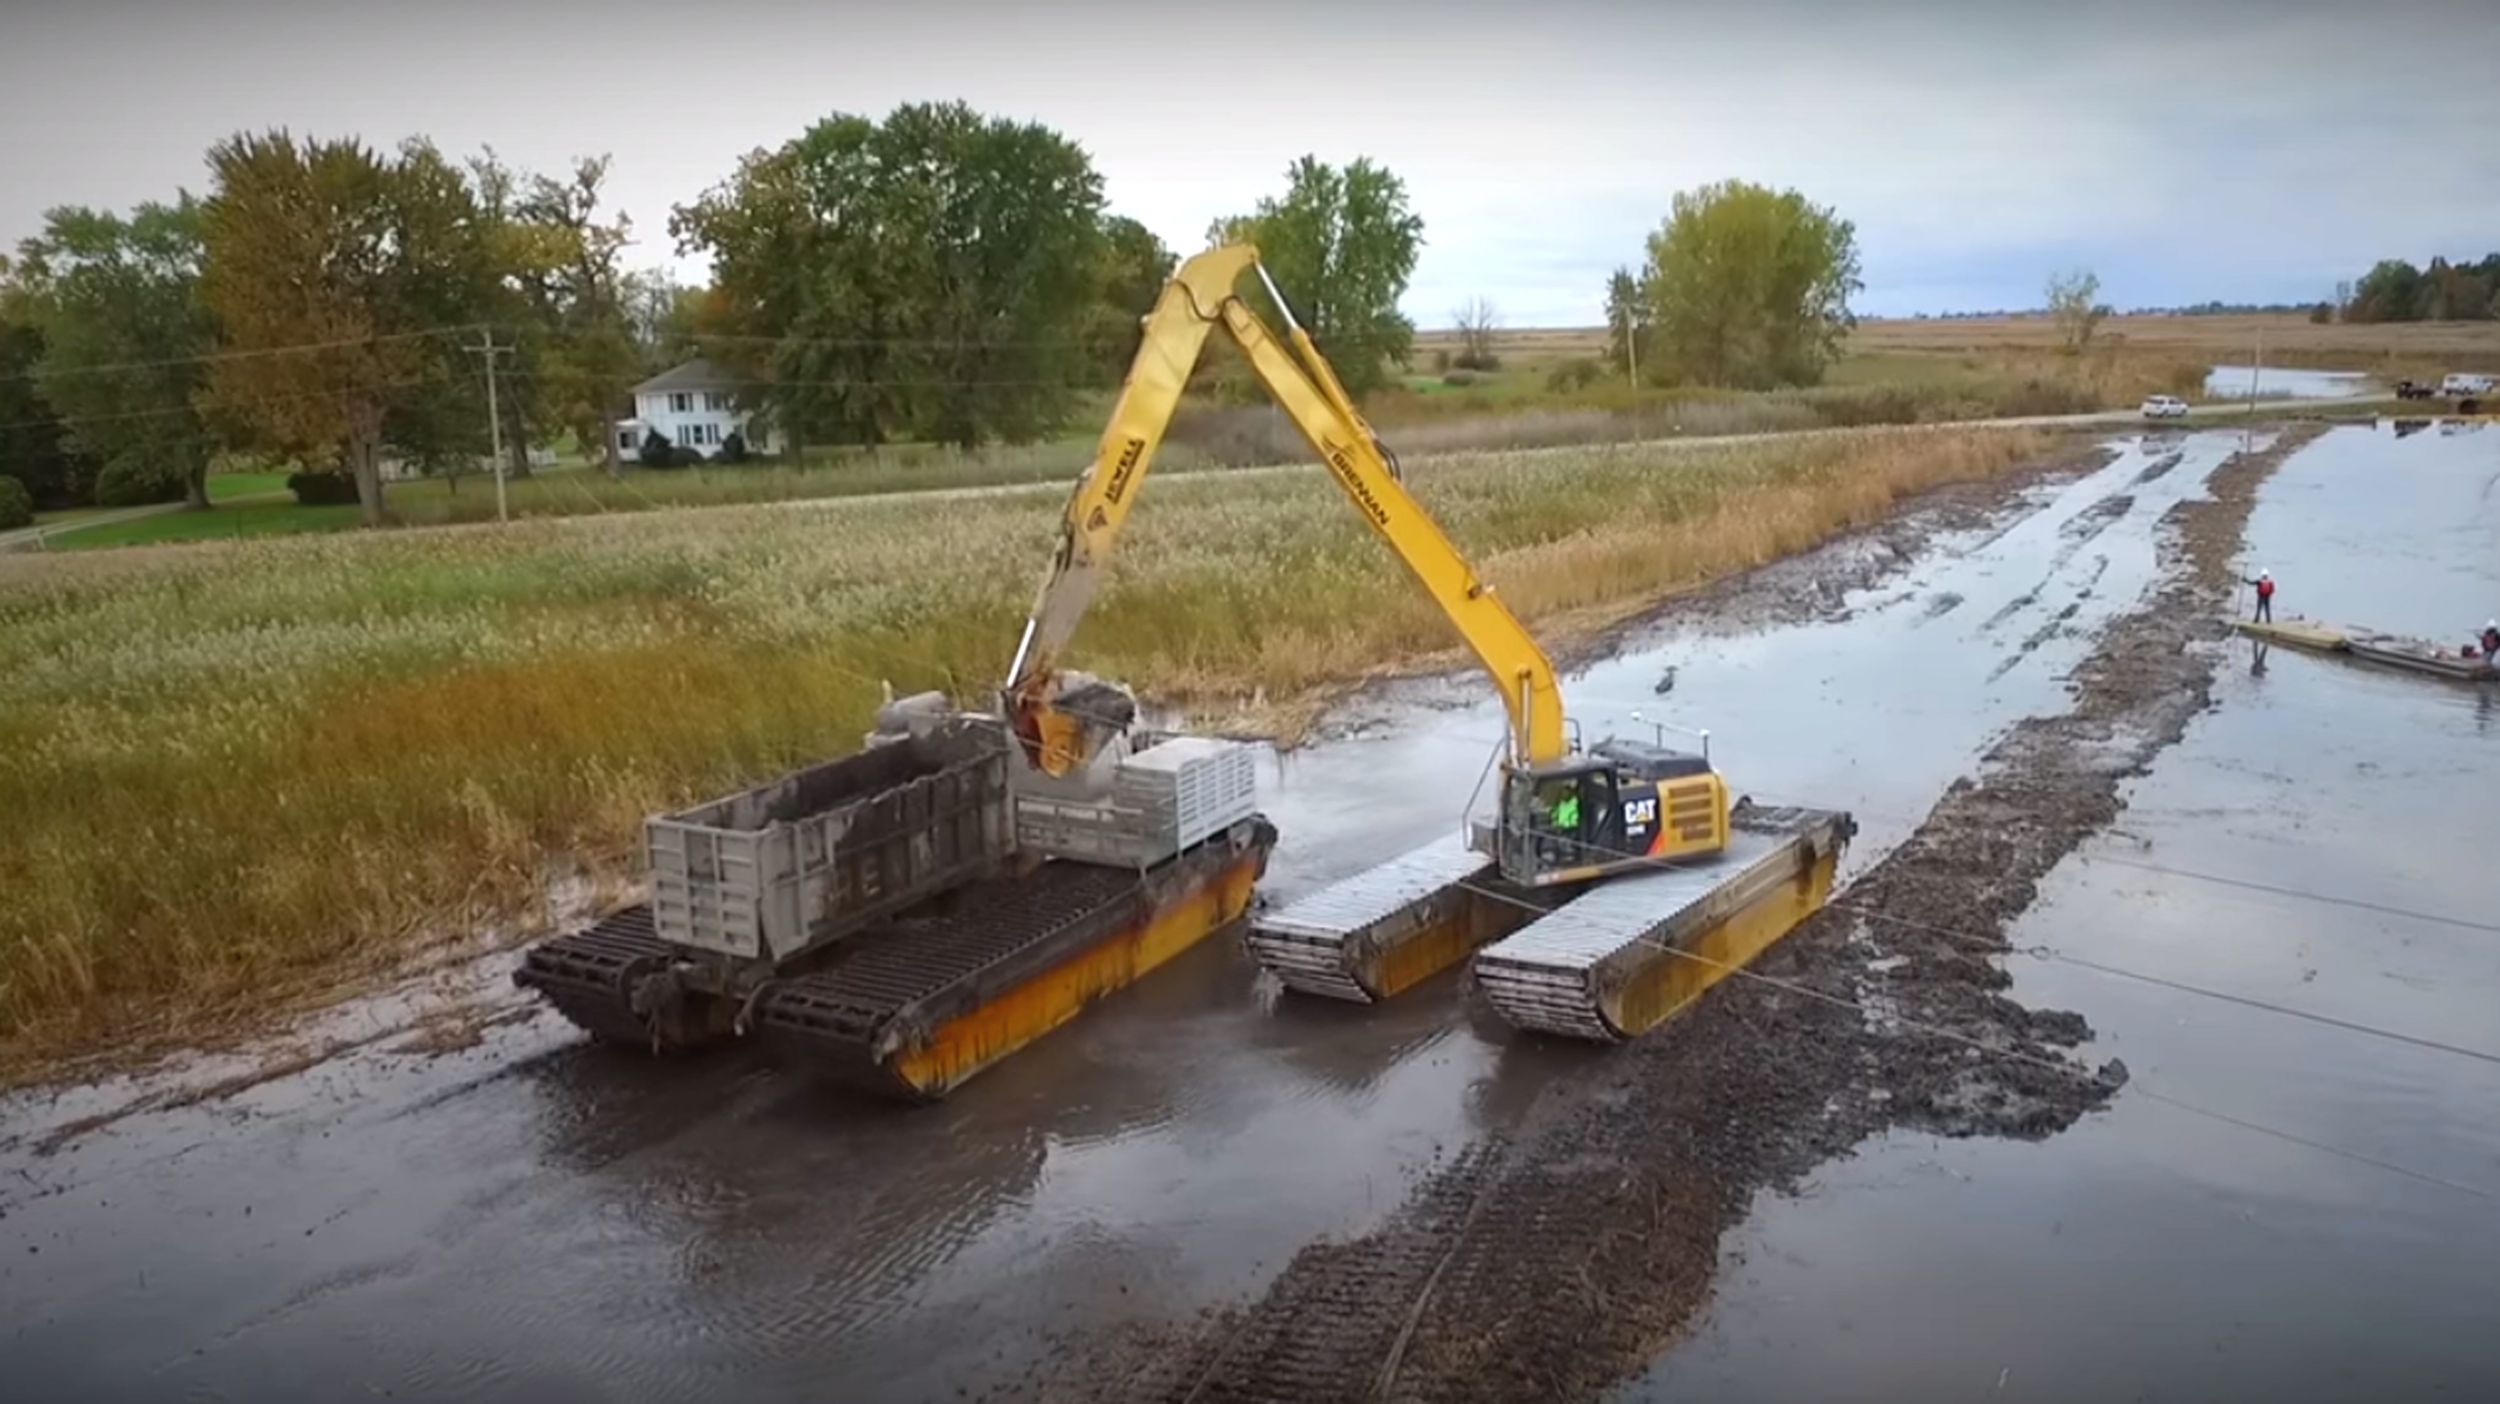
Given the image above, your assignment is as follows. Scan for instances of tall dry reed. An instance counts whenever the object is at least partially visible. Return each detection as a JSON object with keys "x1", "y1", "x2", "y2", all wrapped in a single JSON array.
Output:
[{"x1": 0, "y1": 425, "x2": 2052, "y2": 1076}]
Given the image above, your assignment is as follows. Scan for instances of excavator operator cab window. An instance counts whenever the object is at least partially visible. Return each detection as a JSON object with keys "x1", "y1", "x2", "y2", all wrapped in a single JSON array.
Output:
[{"x1": 1509, "y1": 763, "x2": 1625, "y2": 876}]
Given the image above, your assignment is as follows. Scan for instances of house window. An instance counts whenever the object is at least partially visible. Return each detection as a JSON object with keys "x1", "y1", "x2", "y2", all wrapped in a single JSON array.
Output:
[
  {"x1": 704, "y1": 392, "x2": 731, "y2": 412},
  {"x1": 669, "y1": 392, "x2": 693, "y2": 414},
  {"x1": 617, "y1": 430, "x2": 637, "y2": 449}
]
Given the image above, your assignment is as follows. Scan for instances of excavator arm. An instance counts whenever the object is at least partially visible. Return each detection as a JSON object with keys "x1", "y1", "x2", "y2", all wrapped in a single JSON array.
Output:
[{"x1": 1007, "y1": 244, "x2": 1566, "y2": 772}]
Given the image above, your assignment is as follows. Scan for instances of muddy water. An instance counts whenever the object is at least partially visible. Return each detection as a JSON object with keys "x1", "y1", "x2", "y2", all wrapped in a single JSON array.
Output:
[
  {"x1": 3, "y1": 432, "x2": 2258, "y2": 1402},
  {"x1": 1633, "y1": 422, "x2": 2500, "y2": 1402}
]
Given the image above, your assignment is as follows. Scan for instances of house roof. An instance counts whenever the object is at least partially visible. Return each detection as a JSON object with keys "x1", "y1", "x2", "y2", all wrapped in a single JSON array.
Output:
[{"x1": 632, "y1": 358, "x2": 748, "y2": 394}]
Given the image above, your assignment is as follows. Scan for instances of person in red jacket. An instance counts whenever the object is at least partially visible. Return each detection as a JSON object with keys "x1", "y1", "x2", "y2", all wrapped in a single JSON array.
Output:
[{"x1": 2246, "y1": 570, "x2": 2276, "y2": 623}]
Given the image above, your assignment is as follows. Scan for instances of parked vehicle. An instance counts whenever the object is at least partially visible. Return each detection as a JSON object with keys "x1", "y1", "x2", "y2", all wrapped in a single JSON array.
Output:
[
  {"x1": 2393, "y1": 380, "x2": 2437, "y2": 400},
  {"x1": 2439, "y1": 373, "x2": 2495, "y2": 397},
  {"x1": 2140, "y1": 394, "x2": 2189, "y2": 419}
]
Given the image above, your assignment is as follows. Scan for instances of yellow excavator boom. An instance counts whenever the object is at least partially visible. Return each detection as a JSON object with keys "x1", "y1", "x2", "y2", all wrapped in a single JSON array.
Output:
[{"x1": 1007, "y1": 244, "x2": 1566, "y2": 769}]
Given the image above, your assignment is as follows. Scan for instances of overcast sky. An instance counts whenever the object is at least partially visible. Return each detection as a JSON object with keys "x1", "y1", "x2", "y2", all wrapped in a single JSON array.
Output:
[{"x1": 3, "y1": 0, "x2": 2492, "y2": 326}]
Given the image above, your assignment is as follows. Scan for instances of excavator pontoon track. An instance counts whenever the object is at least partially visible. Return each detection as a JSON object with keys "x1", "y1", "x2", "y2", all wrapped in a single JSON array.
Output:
[
  {"x1": 1473, "y1": 805, "x2": 1853, "y2": 1041},
  {"x1": 514, "y1": 907, "x2": 730, "y2": 1051},
  {"x1": 1245, "y1": 834, "x2": 1552, "y2": 1002}
]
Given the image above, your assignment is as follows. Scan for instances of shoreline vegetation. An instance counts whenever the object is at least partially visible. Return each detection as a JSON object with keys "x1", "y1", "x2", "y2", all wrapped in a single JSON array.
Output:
[
  {"x1": 30, "y1": 306, "x2": 2495, "y2": 553},
  {"x1": 1, "y1": 424, "x2": 2055, "y2": 1083}
]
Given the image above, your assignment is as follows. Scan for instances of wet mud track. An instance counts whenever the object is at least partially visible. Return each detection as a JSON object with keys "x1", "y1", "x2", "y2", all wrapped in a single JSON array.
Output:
[
  {"x1": 1, "y1": 428, "x2": 2312, "y2": 1403},
  {"x1": 1083, "y1": 427, "x2": 2328, "y2": 1404}
]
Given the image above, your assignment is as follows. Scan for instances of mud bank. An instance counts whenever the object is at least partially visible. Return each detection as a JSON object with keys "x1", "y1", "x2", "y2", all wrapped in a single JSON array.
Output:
[
  {"x1": 0, "y1": 429, "x2": 2294, "y2": 1404},
  {"x1": 1076, "y1": 424, "x2": 2329, "y2": 1404}
]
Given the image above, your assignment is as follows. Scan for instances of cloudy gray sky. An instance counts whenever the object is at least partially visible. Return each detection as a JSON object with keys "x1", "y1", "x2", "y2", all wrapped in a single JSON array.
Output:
[{"x1": 4, "y1": 0, "x2": 2492, "y2": 326}]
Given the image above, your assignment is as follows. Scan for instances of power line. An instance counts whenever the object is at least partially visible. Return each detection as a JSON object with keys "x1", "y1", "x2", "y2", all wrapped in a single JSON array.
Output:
[
  {"x1": 0, "y1": 370, "x2": 463, "y2": 436},
  {"x1": 2082, "y1": 853, "x2": 2500, "y2": 936},
  {"x1": 1825, "y1": 899, "x2": 2500, "y2": 1069},
  {"x1": 809, "y1": 634, "x2": 2494, "y2": 1076},
  {"x1": 1494, "y1": 805, "x2": 2500, "y2": 1074},
  {"x1": 503, "y1": 368, "x2": 1082, "y2": 392},
  {"x1": 1448, "y1": 873, "x2": 2495, "y2": 1202},
  {"x1": 0, "y1": 325, "x2": 476, "y2": 386},
  {"x1": 1729, "y1": 785, "x2": 2500, "y2": 938},
  {"x1": 657, "y1": 328, "x2": 1114, "y2": 352}
]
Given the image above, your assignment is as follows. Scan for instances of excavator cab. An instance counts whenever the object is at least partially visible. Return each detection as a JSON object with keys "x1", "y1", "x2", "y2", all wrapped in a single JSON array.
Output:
[{"x1": 1492, "y1": 740, "x2": 1731, "y2": 888}]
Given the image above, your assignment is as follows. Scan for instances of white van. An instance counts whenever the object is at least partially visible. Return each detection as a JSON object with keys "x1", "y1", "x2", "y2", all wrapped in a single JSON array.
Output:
[{"x1": 2440, "y1": 372, "x2": 2495, "y2": 396}]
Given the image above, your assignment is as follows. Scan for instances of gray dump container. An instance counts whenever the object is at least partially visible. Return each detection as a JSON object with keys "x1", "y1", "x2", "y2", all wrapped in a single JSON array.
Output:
[
  {"x1": 647, "y1": 722, "x2": 1011, "y2": 962},
  {"x1": 1015, "y1": 736, "x2": 1260, "y2": 868}
]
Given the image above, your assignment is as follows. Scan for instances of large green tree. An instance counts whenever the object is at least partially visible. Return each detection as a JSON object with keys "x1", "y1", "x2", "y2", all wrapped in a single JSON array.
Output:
[
  {"x1": 14, "y1": 199, "x2": 219, "y2": 509},
  {"x1": 1085, "y1": 214, "x2": 1177, "y2": 383},
  {"x1": 2345, "y1": 259, "x2": 2423, "y2": 324},
  {"x1": 1217, "y1": 156, "x2": 1423, "y2": 398},
  {"x1": 481, "y1": 152, "x2": 637, "y2": 474},
  {"x1": 1642, "y1": 180, "x2": 1861, "y2": 389},
  {"x1": 674, "y1": 102, "x2": 1111, "y2": 451},
  {"x1": 201, "y1": 132, "x2": 499, "y2": 524},
  {"x1": 0, "y1": 273, "x2": 101, "y2": 510},
  {"x1": 2044, "y1": 268, "x2": 2109, "y2": 352}
]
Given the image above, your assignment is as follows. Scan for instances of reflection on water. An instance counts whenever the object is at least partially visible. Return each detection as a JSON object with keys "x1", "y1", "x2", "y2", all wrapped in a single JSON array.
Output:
[{"x1": 1632, "y1": 421, "x2": 2500, "y2": 1403}]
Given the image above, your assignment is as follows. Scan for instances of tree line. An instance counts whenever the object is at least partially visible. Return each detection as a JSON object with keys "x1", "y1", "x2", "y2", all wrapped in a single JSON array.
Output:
[
  {"x1": 1, "y1": 101, "x2": 1430, "y2": 528},
  {"x1": 2333, "y1": 254, "x2": 2500, "y2": 324},
  {"x1": 0, "y1": 137, "x2": 687, "y2": 526}
]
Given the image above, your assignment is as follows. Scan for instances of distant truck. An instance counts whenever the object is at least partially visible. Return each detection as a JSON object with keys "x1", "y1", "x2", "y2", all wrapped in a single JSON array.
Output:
[
  {"x1": 2392, "y1": 379, "x2": 2437, "y2": 400},
  {"x1": 2438, "y1": 372, "x2": 2494, "y2": 398}
]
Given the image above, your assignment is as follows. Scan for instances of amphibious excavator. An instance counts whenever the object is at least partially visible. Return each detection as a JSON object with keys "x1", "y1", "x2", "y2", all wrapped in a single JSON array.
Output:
[
  {"x1": 1006, "y1": 243, "x2": 1853, "y2": 1040},
  {"x1": 514, "y1": 243, "x2": 1850, "y2": 1094}
]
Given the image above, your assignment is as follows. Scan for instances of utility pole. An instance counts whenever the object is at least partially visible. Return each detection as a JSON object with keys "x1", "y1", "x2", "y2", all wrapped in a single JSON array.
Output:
[
  {"x1": 1623, "y1": 305, "x2": 1640, "y2": 392},
  {"x1": 466, "y1": 330, "x2": 512, "y2": 523},
  {"x1": 2248, "y1": 325, "x2": 2263, "y2": 425}
]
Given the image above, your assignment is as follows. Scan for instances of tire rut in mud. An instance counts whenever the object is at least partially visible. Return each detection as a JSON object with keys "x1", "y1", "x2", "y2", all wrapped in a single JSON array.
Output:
[{"x1": 1071, "y1": 424, "x2": 2328, "y2": 1404}]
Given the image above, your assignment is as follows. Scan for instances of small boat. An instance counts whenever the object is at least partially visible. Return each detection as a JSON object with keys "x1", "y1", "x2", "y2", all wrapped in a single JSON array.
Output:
[{"x1": 2239, "y1": 617, "x2": 2498, "y2": 683}]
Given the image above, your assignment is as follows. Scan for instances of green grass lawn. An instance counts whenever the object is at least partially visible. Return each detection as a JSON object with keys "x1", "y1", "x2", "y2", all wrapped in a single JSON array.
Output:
[{"x1": 207, "y1": 470, "x2": 292, "y2": 501}]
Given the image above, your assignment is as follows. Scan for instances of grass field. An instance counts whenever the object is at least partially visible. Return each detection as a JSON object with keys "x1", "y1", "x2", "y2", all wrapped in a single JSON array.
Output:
[
  {"x1": 1850, "y1": 311, "x2": 2500, "y2": 370},
  {"x1": 1424, "y1": 312, "x2": 2500, "y2": 368},
  {"x1": 0, "y1": 424, "x2": 2055, "y2": 1077},
  {"x1": 1393, "y1": 326, "x2": 2215, "y2": 433},
  {"x1": 34, "y1": 441, "x2": 1210, "y2": 550}
]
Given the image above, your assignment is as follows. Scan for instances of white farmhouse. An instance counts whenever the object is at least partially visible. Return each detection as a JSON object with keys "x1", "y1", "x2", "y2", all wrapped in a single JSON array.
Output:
[{"x1": 612, "y1": 359, "x2": 776, "y2": 460}]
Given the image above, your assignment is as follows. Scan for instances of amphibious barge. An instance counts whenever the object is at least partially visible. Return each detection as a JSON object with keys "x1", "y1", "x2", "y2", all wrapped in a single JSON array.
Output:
[{"x1": 517, "y1": 698, "x2": 1271, "y2": 1098}]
